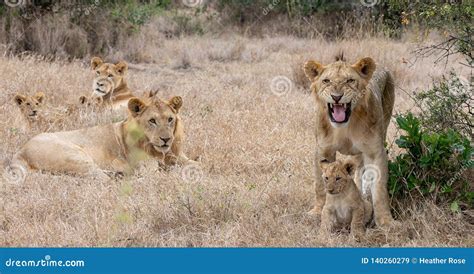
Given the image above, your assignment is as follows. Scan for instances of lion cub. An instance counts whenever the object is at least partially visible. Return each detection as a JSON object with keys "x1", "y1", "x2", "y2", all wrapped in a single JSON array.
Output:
[
  {"x1": 13, "y1": 92, "x2": 85, "y2": 132},
  {"x1": 318, "y1": 159, "x2": 373, "y2": 240},
  {"x1": 13, "y1": 92, "x2": 46, "y2": 130}
]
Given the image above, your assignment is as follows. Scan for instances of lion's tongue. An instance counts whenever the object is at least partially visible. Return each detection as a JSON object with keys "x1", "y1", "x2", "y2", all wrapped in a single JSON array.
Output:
[{"x1": 332, "y1": 105, "x2": 346, "y2": 122}]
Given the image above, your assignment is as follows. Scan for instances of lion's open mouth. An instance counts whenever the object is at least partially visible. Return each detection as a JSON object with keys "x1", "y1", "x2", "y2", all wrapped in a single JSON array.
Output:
[{"x1": 327, "y1": 103, "x2": 351, "y2": 123}]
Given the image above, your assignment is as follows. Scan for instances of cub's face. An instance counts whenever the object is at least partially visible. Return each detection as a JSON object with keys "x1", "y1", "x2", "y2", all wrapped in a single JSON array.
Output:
[
  {"x1": 14, "y1": 92, "x2": 45, "y2": 121},
  {"x1": 304, "y1": 57, "x2": 376, "y2": 128},
  {"x1": 320, "y1": 159, "x2": 355, "y2": 195},
  {"x1": 91, "y1": 57, "x2": 127, "y2": 97},
  {"x1": 127, "y1": 96, "x2": 182, "y2": 154}
]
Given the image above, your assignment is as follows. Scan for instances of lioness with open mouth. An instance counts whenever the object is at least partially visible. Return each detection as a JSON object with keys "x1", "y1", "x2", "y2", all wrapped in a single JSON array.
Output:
[
  {"x1": 304, "y1": 54, "x2": 395, "y2": 227},
  {"x1": 11, "y1": 95, "x2": 194, "y2": 179}
]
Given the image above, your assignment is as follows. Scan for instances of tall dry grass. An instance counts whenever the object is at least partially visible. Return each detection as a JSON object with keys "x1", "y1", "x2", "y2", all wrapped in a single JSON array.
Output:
[{"x1": 0, "y1": 35, "x2": 472, "y2": 247}]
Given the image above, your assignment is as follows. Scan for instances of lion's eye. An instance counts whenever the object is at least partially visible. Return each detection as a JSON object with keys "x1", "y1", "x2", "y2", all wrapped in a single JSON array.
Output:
[
  {"x1": 347, "y1": 79, "x2": 355, "y2": 84},
  {"x1": 324, "y1": 176, "x2": 329, "y2": 181},
  {"x1": 149, "y1": 119, "x2": 156, "y2": 124},
  {"x1": 108, "y1": 74, "x2": 113, "y2": 78},
  {"x1": 322, "y1": 79, "x2": 330, "y2": 84},
  {"x1": 335, "y1": 177, "x2": 341, "y2": 181},
  {"x1": 168, "y1": 117, "x2": 173, "y2": 123},
  {"x1": 96, "y1": 71, "x2": 100, "y2": 75}
]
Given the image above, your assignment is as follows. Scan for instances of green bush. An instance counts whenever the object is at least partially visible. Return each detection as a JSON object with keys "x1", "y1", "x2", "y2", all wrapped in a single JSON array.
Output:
[
  {"x1": 415, "y1": 73, "x2": 473, "y2": 140},
  {"x1": 110, "y1": 0, "x2": 170, "y2": 30},
  {"x1": 388, "y1": 113, "x2": 473, "y2": 211}
]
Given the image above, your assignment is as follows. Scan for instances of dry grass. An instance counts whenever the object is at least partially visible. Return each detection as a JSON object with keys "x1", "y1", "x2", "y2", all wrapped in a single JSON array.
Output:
[{"x1": 0, "y1": 35, "x2": 472, "y2": 247}]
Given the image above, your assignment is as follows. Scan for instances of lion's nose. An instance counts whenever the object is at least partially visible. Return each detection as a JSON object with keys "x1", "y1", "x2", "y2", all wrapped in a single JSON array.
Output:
[
  {"x1": 331, "y1": 94, "x2": 343, "y2": 103},
  {"x1": 31, "y1": 110, "x2": 37, "y2": 116},
  {"x1": 160, "y1": 137, "x2": 171, "y2": 144}
]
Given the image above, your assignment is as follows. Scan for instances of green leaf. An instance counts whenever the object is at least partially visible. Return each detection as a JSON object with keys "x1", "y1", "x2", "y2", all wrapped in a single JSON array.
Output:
[{"x1": 450, "y1": 201, "x2": 460, "y2": 213}]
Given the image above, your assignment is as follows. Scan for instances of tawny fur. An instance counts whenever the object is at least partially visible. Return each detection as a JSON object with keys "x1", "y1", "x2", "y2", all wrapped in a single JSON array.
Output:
[
  {"x1": 13, "y1": 92, "x2": 72, "y2": 132},
  {"x1": 89, "y1": 57, "x2": 136, "y2": 112},
  {"x1": 12, "y1": 95, "x2": 193, "y2": 179},
  {"x1": 304, "y1": 56, "x2": 395, "y2": 227},
  {"x1": 318, "y1": 159, "x2": 373, "y2": 240}
]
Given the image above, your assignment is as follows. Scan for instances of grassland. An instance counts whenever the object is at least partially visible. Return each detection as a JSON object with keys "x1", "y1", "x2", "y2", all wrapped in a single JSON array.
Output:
[{"x1": 0, "y1": 35, "x2": 472, "y2": 247}]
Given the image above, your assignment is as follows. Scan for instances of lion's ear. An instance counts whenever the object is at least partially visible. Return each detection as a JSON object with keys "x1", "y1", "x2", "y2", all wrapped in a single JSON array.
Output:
[
  {"x1": 128, "y1": 97, "x2": 147, "y2": 117},
  {"x1": 115, "y1": 61, "x2": 128, "y2": 75},
  {"x1": 34, "y1": 92, "x2": 45, "y2": 104},
  {"x1": 352, "y1": 57, "x2": 376, "y2": 79},
  {"x1": 91, "y1": 57, "x2": 103, "y2": 70},
  {"x1": 168, "y1": 96, "x2": 182, "y2": 113},
  {"x1": 304, "y1": 60, "x2": 324, "y2": 82},
  {"x1": 343, "y1": 159, "x2": 356, "y2": 177},
  {"x1": 14, "y1": 94, "x2": 27, "y2": 106},
  {"x1": 147, "y1": 89, "x2": 158, "y2": 98},
  {"x1": 319, "y1": 159, "x2": 330, "y2": 172}
]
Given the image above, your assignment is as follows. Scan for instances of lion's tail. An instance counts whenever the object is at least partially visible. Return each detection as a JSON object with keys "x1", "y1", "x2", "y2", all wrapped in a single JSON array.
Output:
[{"x1": 380, "y1": 70, "x2": 395, "y2": 141}]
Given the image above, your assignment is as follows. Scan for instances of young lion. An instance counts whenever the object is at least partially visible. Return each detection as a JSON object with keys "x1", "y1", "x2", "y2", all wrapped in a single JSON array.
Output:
[
  {"x1": 13, "y1": 92, "x2": 66, "y2": 132},
  {"x1": 89, "y1": 57, "x2": 136, "y2": 112},
  {"x1": 304, "y1": 54, "x2": 395, "y2": 227},
  {"x1": 13, "y1": 92, "x2": 45, "y2": 128},
  {"x1": 318, "y1": 159, "x2": 373, "y2": 239},
  {"x1": 11, "y1": 95, "x2": 194, "y2": 179}
]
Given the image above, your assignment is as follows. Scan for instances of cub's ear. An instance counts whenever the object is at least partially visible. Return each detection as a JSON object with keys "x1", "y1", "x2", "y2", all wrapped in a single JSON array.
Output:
[
  {"x1": 146, "y1": 89, "x2": 158, "y2": 98},
  {"x1": 91, "y1": 57, "x2": 103, "y2": 70},
  {"x1": 304, "y1": 60, "x2": 325, "y2": 82},
  {"x1": 34, "y1": 92, "x2": 45, "y2": 104},
  {"x1": 319, "y1": 159, "x2": 330, "y2": 173},
  {"x1": 352, "y1": 57, "x2": 376, "y2": 79},
  {"x1": 168, "y1": 96, "x2": 182, "y2": 113},
  {"x1": 14, "y1": 94, "x2": 27, "y2": 106},
  {"x1": 343, "y1": 159, "x2": 356, "y2": 177},
  {"x1": 128, "y1": 97, "x2": 147, "y2": 117},
  {"x1": 115, "y1": 61, "x2": 128, "y2": 75}
]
